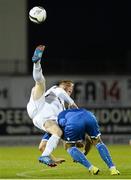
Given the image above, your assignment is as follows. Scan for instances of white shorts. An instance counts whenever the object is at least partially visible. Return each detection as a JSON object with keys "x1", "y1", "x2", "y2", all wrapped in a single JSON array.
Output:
[{"x1": 27, "y1": 92, "x2": 57, "y2": 132}]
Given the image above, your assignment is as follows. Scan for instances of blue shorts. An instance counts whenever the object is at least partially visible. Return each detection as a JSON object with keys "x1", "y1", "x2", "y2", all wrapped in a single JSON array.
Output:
[
  {"x1": 41, "y1": 133, "x2": 51, "y2": 141},
  {"x1": 58, "y1": 108, "x2": 101, "y2": 142}
]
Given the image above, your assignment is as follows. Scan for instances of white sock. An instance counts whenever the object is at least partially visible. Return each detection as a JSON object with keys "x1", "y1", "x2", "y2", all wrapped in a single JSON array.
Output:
[
  {"x1": 110, "y1": 166, "x2": 116, "y2": 170},
  {"x1": 33, "y1": 62, "x2": 45, "y2": 83},
  {"x1": 89, "y1": 165, "x2": 93, "y2": 170},
  {"x1": 42, "y1": 135, "x2": 60, "y2": 156}
]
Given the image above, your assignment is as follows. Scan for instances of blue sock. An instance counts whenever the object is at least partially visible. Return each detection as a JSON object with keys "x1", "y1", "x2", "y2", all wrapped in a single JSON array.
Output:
[
  {"x1": 96, "y1": 143, "x2": 114, "y2": 168},
  {"x1": 67, "y1": 147, "x2": 92, "y2": 169}
]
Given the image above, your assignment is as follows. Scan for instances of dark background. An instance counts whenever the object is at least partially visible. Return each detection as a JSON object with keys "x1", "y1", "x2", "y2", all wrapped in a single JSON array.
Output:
[{"x1": 27, "y1": 0, "x2": 131, "y2": 75}]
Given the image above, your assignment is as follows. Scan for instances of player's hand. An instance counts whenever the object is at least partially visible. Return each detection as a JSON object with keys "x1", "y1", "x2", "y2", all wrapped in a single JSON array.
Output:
[{"x1": 69, "y1": 103, "x2": 78, "y2": 109}]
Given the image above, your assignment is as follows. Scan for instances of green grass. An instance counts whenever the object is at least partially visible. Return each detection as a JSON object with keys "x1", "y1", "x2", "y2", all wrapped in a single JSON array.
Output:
[{"x1": 0, "y1": 145, "x2": 131, "y2": 179}]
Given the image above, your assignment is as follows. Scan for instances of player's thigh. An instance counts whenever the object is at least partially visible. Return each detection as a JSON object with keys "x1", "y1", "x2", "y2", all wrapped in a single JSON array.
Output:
[
  {"x1": 33, "y1": 82, "x2": 46, "y2": 100},
  {"x1": 27, "y1": 89, "x2": 46, "y2": 119},
  {"x1": 86, "y1": 117, "x2": 101, "y2": 139},
  {"x1": 44, "y1": 120, "x2": 63, "y2": 137}
]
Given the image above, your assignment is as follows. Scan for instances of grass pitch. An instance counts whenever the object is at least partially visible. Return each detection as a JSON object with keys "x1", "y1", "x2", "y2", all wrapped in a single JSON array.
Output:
[{"x1": 0, "y1": 145, "x2": 131, "y2": 179}]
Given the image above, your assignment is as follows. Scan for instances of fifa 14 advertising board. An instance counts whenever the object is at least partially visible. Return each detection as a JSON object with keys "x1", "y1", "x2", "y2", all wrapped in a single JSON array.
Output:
[{"x1": 0, "y1": 75, "x2": 131, "y2": 135}]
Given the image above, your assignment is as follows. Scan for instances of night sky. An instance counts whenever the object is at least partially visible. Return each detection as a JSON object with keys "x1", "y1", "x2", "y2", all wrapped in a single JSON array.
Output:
[{"x1": 27, "y1": 0, "x2": 131, "y2": 74}]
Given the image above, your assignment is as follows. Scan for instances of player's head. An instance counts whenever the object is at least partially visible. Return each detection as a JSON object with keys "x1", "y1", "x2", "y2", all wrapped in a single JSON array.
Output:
[{"x1": 58, "y1": 80, "x2": 74, "y2": 96}]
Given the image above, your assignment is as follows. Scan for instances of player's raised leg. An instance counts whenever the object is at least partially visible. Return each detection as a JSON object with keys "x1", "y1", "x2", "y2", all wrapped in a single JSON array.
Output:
[{"x1": 32, "y1": 45, "x2": 46, "y2": 100}]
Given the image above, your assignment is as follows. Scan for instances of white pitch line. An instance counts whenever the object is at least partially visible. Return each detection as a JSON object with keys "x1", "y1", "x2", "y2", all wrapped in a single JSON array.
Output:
[{"x1": 16, "y1": 166, "x2": 80, "y2": 179}]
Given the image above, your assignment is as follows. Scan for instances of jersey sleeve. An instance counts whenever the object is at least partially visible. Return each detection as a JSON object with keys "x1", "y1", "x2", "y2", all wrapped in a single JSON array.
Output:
[{"x1": 52, "y1": 87, "x2": 75, "y2": 105}]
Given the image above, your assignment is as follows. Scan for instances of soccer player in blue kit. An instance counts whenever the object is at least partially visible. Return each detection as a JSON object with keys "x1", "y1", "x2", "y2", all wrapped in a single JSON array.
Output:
[{"x1": 39, "y1": 108, "x2": 120, "y2": 175}]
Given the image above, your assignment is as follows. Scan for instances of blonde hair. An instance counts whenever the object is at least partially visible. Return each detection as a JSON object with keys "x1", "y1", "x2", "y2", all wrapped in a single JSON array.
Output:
[{"x1": 58, "y1": 80, "x2": 74, "y2": 86}]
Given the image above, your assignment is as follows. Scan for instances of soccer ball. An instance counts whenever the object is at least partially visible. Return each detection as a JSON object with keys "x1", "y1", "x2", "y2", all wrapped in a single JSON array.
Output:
[{"x1": 29, "y1": 6, "x2": 47, "y2": 24}]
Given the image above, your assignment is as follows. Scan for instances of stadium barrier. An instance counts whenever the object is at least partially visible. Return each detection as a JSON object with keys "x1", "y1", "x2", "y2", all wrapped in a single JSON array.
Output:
[{"x1": 0, "y1": 75, "x2": 131, "y2": 145}]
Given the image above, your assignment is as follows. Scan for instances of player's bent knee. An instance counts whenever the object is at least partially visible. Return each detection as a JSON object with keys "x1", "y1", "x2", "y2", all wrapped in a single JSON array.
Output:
[
  {"x1": 64, "y1": 143, "x2": 75, "y2": 150},
  {"x1": 45, "y1": 120, "x2": 63, "y2": 137},
  {"x1": 55, "y1": 128, "x2": 63, "y2": 137},
  {"x1": 91, "y1": 137, "x2": 102, "y2": 145},
  {"x1": 45, "y1": 123, "x2": 63, "y2": 137}
]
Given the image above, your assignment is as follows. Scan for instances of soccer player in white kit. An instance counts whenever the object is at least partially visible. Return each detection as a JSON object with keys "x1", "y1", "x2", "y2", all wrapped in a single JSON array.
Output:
[{"x1": 27, "y1": 45, "x2": 77, "y2": 166}]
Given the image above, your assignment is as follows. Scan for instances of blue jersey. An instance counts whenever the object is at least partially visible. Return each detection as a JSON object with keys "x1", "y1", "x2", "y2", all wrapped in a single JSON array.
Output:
[
  {"x1": 42, "y1": 108, "x2": 101, "y2": 142},
  {"x1": 58, "y1": 108, "x2": 101, "y2": 142}
]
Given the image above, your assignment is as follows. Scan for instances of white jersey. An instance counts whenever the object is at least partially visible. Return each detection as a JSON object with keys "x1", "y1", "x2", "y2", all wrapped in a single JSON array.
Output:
[
  {"x1": 27, "y1": 85, "x2": 74, "y2": 131},
  {"x1": 45, "y1": 85, "x2": 74, "y2": 112}
]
